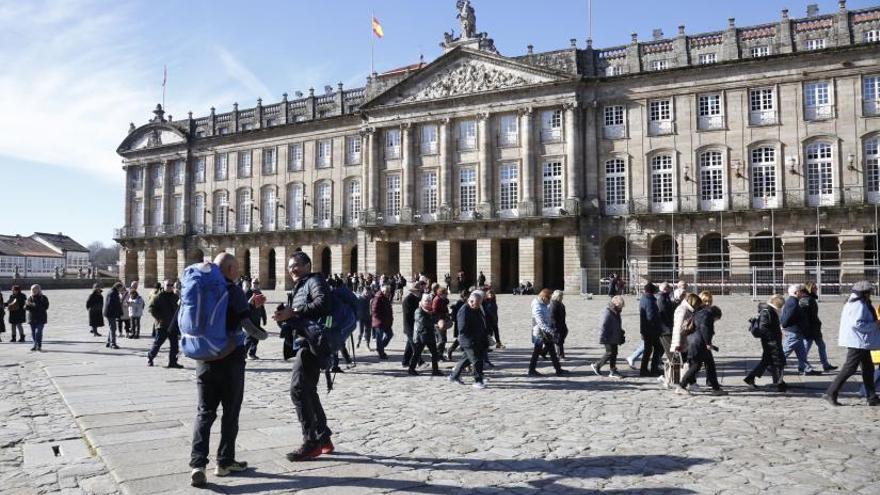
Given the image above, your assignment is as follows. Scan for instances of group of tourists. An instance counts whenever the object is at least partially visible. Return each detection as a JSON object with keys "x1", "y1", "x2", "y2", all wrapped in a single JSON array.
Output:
[{"x1": 0, "y1": 285, "x2": 49, "y2": 351}]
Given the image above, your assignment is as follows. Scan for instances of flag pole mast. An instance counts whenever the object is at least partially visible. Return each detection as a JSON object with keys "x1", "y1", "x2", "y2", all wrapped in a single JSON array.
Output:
[{"x1": 370, "y1": 11, "x2": 375, "y2": 76}]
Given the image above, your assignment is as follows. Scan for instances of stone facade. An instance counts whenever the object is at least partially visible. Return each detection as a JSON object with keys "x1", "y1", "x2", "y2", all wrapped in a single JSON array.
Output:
[{"x1": 116, "y1": 2, "x2": 880, "y2": 294}]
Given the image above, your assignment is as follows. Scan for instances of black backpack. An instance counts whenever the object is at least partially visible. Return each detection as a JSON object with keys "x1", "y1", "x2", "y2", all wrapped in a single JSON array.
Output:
[{"x1": 748, "y1": 311, "x2": 765, "y2": 338}]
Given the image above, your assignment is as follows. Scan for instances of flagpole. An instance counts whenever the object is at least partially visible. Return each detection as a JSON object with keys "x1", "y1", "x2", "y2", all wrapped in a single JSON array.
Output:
[{"x1": 370, "y1": 11, "x2": 375, "y2": 76}]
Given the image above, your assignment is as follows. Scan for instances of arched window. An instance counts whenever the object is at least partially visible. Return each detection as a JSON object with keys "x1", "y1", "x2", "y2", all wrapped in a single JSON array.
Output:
[
  {"x1": 604, "y1": 158, "x2": 627, "y2": 215},
  {"x1": 260, "y1": 186, "x2": 276, "y2": 231},
  {"x1": 806, "y1": 141, "x2": 834, "y2": 206},
  {"x1": 347, "y1": 179, "x2": 362, "y2": 226},
  {"x1": 699, "y1": 150, "x2": 725, "y2": 211},
  {"x1": 650, "y1": 154, "x2": 674, "y2": 212},
  {"x1": 316, "y1": 182, "x2": 332, "y2": 228},
  {"x1": 213, "y1": 190, "x2": 228, "y2": 233},
  {"x1": 865, "y1": 136, "x2": 879, "y2": 203},
  {"x1": 287, "y1": 183, "x2": 304, "y2": 229},
  {"x1": 236, "y1": 188, "x2": 252, "y2": 233},
  {"x1": 750, "y1": 146, "x2": 778, "y2": 208}
]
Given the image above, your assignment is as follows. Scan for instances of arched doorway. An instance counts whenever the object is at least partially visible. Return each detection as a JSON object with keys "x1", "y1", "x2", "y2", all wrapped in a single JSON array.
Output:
[
  {"x1": 320, "y1": 246, "x2": 331, "y2": 277},
  {"x1": 649, "y1": 235, "x2": 678, "y2": 283},
  {"x1": 750, "y1": 231, "x2": 783, "y2": 295},
  {"x1": 267, "y1": 248, "x2": 276, "y2": 289},
  {"x1": 806, "y1": 230, "x2": 840, "y2": 294},
  {"x1": 603, "y1": 236, "x2": 627, "y2": 277},
  {"x1": 350, "y1": 246, "x2": 358, "y2": 273},
  {"x1": 697, "y1": 234, "x2": 729, "y2": 290}
]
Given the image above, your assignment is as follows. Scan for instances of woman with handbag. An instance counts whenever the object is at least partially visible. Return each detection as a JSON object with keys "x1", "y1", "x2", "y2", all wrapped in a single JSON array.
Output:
[
  {"x1": 676, "y1": 300, "x2": 727, "y2": 396},
  {"x1": 527, "y1": 288, "x2": 569, "y2": 377},
  {"x1": 591, "y1": 295, "x2": 626, "y2": 378},
  {"x1": 548, "y1": 290, "x2": 568, "y2": 360},
  {"x1": 6, "y1": 286, "x2": 27, "y2": 343}
]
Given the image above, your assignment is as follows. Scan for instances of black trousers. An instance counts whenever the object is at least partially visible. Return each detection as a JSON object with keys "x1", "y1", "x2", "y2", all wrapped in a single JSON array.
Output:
[
  {"x1": 826, "y1": 348, "x2": 878, "y2": 400},
  {"x1": 402, "y1": 331, "x2": 415, "y2": 366},
  {"x1": 290, "y1": 347, "x2": 332, "y2": 444},
  {"x1": 409, "y1": 339, "x2": 440, "y2": 373},
  {"x1": 680, "y1": 353, "x2": 721, "y2": 390},
  {"x1": 747, "y1": 339, "x2": 785, "y2": 384},
  {"x1": 190, "y1": 346, "x2": 246, "y2": 468},
  {"x1": 130, "y1": 317, "x2": 141, "y2": 338},
  {"x1": 529, "y1": 340, "x2": 562, "y2": 372},
  {"x1": 245, "y1": 336, "x2": 259, "y2": 357},
  {"x1": 451, "y1": 347, "x2": 484, "y2": 383},
  {"x1": 594, "y1": 344, "x2": 618, "y2": 371},
  {"x1": 640, "y1": 335, "x2": 664, "y2": 375},
  {"x1": 148, "y1": 326, "x2": 179, "y2": 364}
]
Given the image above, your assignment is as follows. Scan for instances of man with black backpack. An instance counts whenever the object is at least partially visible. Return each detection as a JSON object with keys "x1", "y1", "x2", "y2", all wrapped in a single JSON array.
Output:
[{"x1": 274, "y1": 251, "x2": 335, "y2": 462}]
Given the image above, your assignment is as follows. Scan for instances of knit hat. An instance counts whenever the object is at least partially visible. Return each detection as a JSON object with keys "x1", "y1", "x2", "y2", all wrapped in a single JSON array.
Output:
[{"x1": 852, "y1": 281, "x2": 874, "y2": 293}]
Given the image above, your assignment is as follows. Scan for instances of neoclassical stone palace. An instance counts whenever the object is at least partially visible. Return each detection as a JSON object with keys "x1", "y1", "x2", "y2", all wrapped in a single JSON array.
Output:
[{"x1": 116, "y1": 1, "x2": 880, "y2": 293}]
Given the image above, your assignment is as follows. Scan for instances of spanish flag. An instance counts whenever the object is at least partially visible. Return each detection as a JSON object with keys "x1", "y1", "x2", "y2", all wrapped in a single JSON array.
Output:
[{"x1": 372, "y1": 16, "x2": 384, "y2": 38}]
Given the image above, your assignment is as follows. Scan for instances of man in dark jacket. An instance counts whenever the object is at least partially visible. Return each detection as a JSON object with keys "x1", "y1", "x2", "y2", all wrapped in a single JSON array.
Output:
[
  {"x1": 103, "y1": 282, "x2": 124, "y2": 349},
  {"x1": 371, "y1": 285, "x2": 394, "y2": 360},
  {"x1": 244, "y1": 279, "x2": 268, "y2": 360},
  {"x1": 401, "y1": 282, "x2": 425, "y2": 368},
  {"x1": 639, "y1": 283, "x2": 664, "y2": 377},
  {"x1": 448, "y1": 290, "x2": 489, "y2": 389},
  {"x1": 780, "y1": 284, "x2": 820, "y2": 375},
  {"x1": 275, "y1": 251, "x2": 334, "y2": 462},
  {"x1": 6, "y1": 286, "x2": 27, "y2": 343},
  {"x1": 445, "y1": 289, "x2": 470, "y2": 361},
  {"x1": 657, "y1": 282, "x2": 676, "y2": 358},
  {"x1": 25, "y1": 285, "x2": 49, "y2": 352},
  {"x1": 745, "y1": 296, "x2": 787, "y2": 392},
  {"x1": 147, "y1": 280, "x2": 181, "y2": 368},
  {"x1": 355, "y1": 289, "x2": 372, "y2": 349}
]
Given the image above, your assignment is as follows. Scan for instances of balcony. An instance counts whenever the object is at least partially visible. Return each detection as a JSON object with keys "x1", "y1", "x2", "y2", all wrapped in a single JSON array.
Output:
[
  {"x1": 603, "y1": 124, "x2": 625, "y2": 140},
  {"x1": 697, "y1": 115, "x2": 724, "y2": 131},
  {"x1": 749, "y1": 110, "x2": 777, "y2": 126},
  {"x1": 648, "y1": 120, "x2": 674, "y2": 136},
  {"x1": 805, "y1": 104, "x2": 833, "y2": 121}
]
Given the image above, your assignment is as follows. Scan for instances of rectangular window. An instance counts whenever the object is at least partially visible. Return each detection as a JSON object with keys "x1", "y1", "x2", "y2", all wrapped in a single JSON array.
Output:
[
  {"x1": 421, "y1": 171, "x2": 438, "y2": 215},
  {"x1": 261, "y1": 188, "x2": 276, "y2": 229},
  {"x1": 130, "y1": 167, "x2": 144, "y2": 189},
  {"x1": 173, "y1": 161, "x2": 185, "y2": 185},
  {"x1": 316, "y1": 183, "x2": 332, "y2": 228},
  {"x1": 651, "y1": 155, "x2": 674, "y2": 212},
  {"x1": 603, "y1": 105, "x2": 625, "y2": 139},
  {"x1": 287, "y1": 184, "x2": 303, "y2": 229},
  {"x1": 604, "y1": 159, "x2": 627, "y2": 214},
  {"x1": 698, "y1": 93, "x2": 724, "y2": 130},
  {"x1": 541, "y1": 110, "x2": 563, "y2": 142},
  {"x1": 195, "y1": 158, "x2": 206, "y2": 183},
  {"x1": 498, "y1": 115, "x2": 518, "y2": 146},
  {"x1": 866, "y1": 138, "x2": 880, "y2": 200},
  {"x1": 459, "y1": 168, "x2": 477, "y2": 214},
  {"x1": 805, "y1": 38, "x2": 826, "y2": 51},
  {"x1": 542, "y1": 162, "x2": 563, "y2": 210},
  {"x1": 420, "y1": 124, "x2": 438, "y2": 154},
  {"x1": 865, "y1": 29, "x2": 880, "y2": 43},
  {"x1": 317, "y1": 140, "x2": 332, "y2": 168},
  {"x1": 650, "y1": 59, "x2": 669, "y2": 71},
  {"x1": 804, "y1": 81, "x2": 832, "y2": 120},
  {"x1": 806, "y1": 142, "x2": 834, "y2": 206},
  {"x1": 605, "y1": 65, "x2": 623, "y2": 76},
  {"x1": 173, "y1": 194, "x2": 184, "y2": 225},
  {"x1": 499, "y1": 163, "x2": 519, "y2": 212},
  {"x1": 237, "y1": 189, "x2": 252, "y2": 233},
  {"x1": 698, "y1": 53, "x2": 717, "y2": 65},
  {"x1": 385, "y1": 128, "x2": 401, "y2": 159},
  {"x1": 288, "y1": 143, "x2": 303, "y2": 171},
  {"x1": 152, "y1": 196, "x2": 163, "y2": 226},
  {"x1": 346, "y1": 136, "x2": 361, "y2": 164},
  {"x1": 864, "y1": 76, "x2": 880, "y2": 116},
  {"x1": 151, "y1": 164, "x2": 164, "y2": 188},
  {"x1": 751, "y1": 147, "x2": 778, "y2": 208},
  {"x1": 751, "y1": 46, "x2": 771, "y2": 58},
  {"x1": 214, "y1": 154, "x2": 228, "y2": 180},
  {"x1": 132, "y1": 199, "x2": 144, "y2": 227},
  {"x1": 458, "y1": 120, "x2": 477, "y2": 150},
  {"x1": 214, "y1": 191, "x2": 229, "y2": 233},
  {"x1": 749, "y1": 88, "x2": 777, "y2": 125},
  {"x1": 238, "y1": 150, "x2": 252, "y2": 178},
  {"x1": 192, "y1": 194, "x2": 205, "y2": 227},
  {"x1": 262, "y1": 147, "x2": 276, "y2": 175},
  {"x1": 699, "y1": 151, "x2": 725, "y2": 210},
  {"x1": 347, "y1": 180, "x2": 362, "y2": 225},
  {"x1": 385, "y1": 174, "x2": 401, "y2": 219},
  {"x1": 648, "y1": 99, "x2": 673, "y2": 135}
]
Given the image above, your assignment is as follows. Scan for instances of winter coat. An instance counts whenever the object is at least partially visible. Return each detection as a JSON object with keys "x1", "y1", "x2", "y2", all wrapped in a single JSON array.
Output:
[
  {"x1": 148, "y1": 291, "x2": 179, "y2": 329},
  {"x1": 457, "y1": 303, "x2": 488, "y2": 350},
  {"x1": 370, "y1": 292, "x2": 393, "y2": 329},
  {"x1": 413, "y1": 306, "x2": 436, "y2": 344},
  {"x1": 598, "y1": 306, "x2": 623, "y2": 345},
  {"x1": 801, "y1": 294, "x2": 822, "y2": 339},
  {"x1": 657, "y1": 291, "x2": 675, "y2": 336},
  {"x1": 25, "y1": 294, "x2": 49, "y2": 325},
  {"x1": 548, "y1": 300, "x2": 568, "y2": 337},
  {"x1": 119, "y1": 290, "x2": 131, "y2": 320},
  {"x1": 838, "y1": 294, "x2": 880, "y2": 350},
  {"x1": 756, "y1": 303, "x2": 782, "y2": 343},
  {"x1": 780, "y1": 295, "x2": 806, "y2": 336},
  {"x1": 401, "y1": 292, "x2": 421, "y2": 336},
  {"x1": 450, "y1": 299, "x2": 466, "y2": 337},
  {"x1": 288, "y1": 272, "x2": 331, "y2": 320},
  {"x1": 686, "y1": 306, "x2": 716, "y2": 361},
  {"x1": 356, "y1": 294, "x2": 371, "y2": 322},
  {"x1": 86, "y1": 292, "x2": 105, "y2": 328},
  {"x1": 7, "y1": 292, "x2": 27, "y2": 324},
  {"x1": 530, "y1": 298, "x2": 553, "y2": 345},
  {"x1": 483, "y1": 297, "x2": 499, "y2": 330},
  {"x1": 639, "y1": 294, "x2": 662, "y2": 339},
  {"x1": 431, "y1": 295, "x2": 450, "y2": 327},
  {"x1": 671, "y1": 300, "x2": 696, "y2": 352},
  {"x1": 126, "y1": 294, "x2": 145, "y2": 319},
  {"x1": 103, "y1": 290, "x2": 123, "y2": 319}
]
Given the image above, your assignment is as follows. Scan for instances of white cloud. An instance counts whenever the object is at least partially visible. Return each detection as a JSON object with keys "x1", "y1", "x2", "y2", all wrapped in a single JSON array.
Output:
[{"x1": 214, "y1": 46, "x2": 273, "y2": 101}]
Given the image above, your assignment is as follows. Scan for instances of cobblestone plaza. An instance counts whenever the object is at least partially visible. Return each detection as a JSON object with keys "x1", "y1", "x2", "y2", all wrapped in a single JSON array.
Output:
[{"x1": 1, "y1": 290, "x2": 878, "y2": 494}]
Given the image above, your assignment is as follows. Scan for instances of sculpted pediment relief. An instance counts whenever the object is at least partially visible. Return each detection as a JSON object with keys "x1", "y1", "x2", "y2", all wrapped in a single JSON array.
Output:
[{"x1": 131, "y1": 128, "x2": 185, "y2": 150}]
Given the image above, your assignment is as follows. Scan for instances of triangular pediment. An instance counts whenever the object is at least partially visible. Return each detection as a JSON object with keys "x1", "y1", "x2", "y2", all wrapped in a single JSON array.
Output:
[{"x1": 364, "y1": 48, "x2": 571, "y2": 109}]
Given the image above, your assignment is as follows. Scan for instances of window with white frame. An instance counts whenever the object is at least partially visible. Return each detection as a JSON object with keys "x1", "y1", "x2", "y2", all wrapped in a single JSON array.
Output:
[
  {"x1": 385, "y1": 128, "x2": 401, "y2": 159},
  {"x1": 261, "y1": 186, "x2": 276, "y2": 230},
  {"x1": 458, "y1": 120, "x2": 477, "y2": 150},
  {"x1": 173, "y1": 161, "x2": 185, "y2": 185},
  {"x1": 421, "y1": 171, "x2": 438, "y2": 215},
  {"x1": 317, "y1": 140, "x2": 332, "y2": 168},
  {"x1": 346, "y1": 136, "x2": 361, "y2": 164},
  {"x1": 751, "y1": 147, "x2": 778, "y2": 208},
  {"x1": 542, "y1": 161, "x2": 563, "y2": 209},
  {"x1": 751, "y1": 45, "x2": 771, "y2": 58},
  {"x1": 804, "y1": 81, "x2": 832, "y2": 120},
  {"x1": 130, "y1": 167, "x2": 144, "y2": 189},
  {"x1": 151, "y1": 164, "x2": 163, "y2": 188},
  {"x1": 173, "y1": 194, "x2": 184, "y2": 225},
  {"x1": 288, "y1": 143, "x2": 304, "y2": 171},
  {"x1": 649, "y1": 59, "x2": 669, "y2": 71},
  {"x1": 236, "y1": 188, "x2": 252, "y2": 232},
  {"x1": 316, "y1": 182, "x2": 332, "y2": 228},
  {"x1": 806, "y1": 142, "x2": 834, "y2": 206},
  {"x1": 287, "y1": 183, "x2": 304, "y2": 229},
  {"x1": 262, "y1": 147, "x2": 276, "y2": 175},
  {"x1": 698, "y1": 53, "x2": 717, "y2": 65},
  {"x1": 866, "y1": 29, "x2": 880, "y2": 42},
  {"x1": 195, "y1": 158, "x2": 206, "y2": 183},
  {"x1": 385, "y1": 174, "x2": 401, "y2": 219},
  {"x1": 459, "y1": 168, "x2": 477, "y2": 214},
  {"x1": 192, "y1": 194, "x2": 205, "y2": 227},
  {"x1": 805, "y1": 38, "x2": 826, "y2": 51},
  {"x1": 420, "y1": 124, "x2": 438, "y2": 154},
  {"x1": 498, "y1": 114, "x2": 518, "y2": 146},
  {"x1": 152, "y1": 196, "x2": 163, "y2": 226},
  {"x1": 651, "y1": 155, "x2": 674, "y2": 212},
  {"x1": 864, "y1": 76, "x2": 880, "y2": 116},
  {"x1": 698, "y1": 93, "x2": 724, "y2": 130},
  {"x1": 749, "y1": 87, "x2": 777, "y2": 125},
  {"x1": 498, "y1": 163, "x2": 519, "y2": 212},
  {"x1": 238, "y1": 150, "x2": 252, "y2": 178},
  {"x1": 606, "y1": 64, "x2": 623, "y2": 76},
  {"x1": 648, "y1": 99, "x2": 673, "y2": 135},
  {"x1": 604, "y1": 159, "x2": 627, "y2": 214},
  {"x1": 347, "y1": 180, "x2": 362, "y2": 224},
  {"x1": 541, "y1": 110, "x2": 563, "y2": 142},
  {"x1": 867, "y1": 137, "x2": 880, "y2": 202},
  {"x1": 214, "y1": 153, "x2": 228, "y2": 180},
  {"x1": 603, "y1": 105, "x2": 625, "y2": 139},
  {"x1": 699, "y1": 151, "x2": 725, "y2": 210},
  {"x1": 132, "y1": 199, "x2": 144, "y2": 227},
  {"x1": 213, "y1": 191, "x2": 229, "y2": 233}
]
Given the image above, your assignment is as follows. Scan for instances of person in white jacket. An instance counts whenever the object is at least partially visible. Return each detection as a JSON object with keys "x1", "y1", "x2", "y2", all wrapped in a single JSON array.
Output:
[
  {"x1": 527, "y1": 289, "x2": 569, "y2": 377},
  {"x1": 125, "y1": 290, "x2": 146, "y2": 339}
]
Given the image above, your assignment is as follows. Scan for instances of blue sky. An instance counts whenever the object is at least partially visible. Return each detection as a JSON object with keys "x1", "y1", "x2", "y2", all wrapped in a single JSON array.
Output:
[{"x1": 0, "y1": 0, "x2": 874, "y2": 246}]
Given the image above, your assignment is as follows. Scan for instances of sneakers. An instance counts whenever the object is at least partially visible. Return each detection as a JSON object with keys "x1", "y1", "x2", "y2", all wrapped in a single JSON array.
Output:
[
  {"x1": 822, "y1": 393, "x2": 841, "y2": 407},
  {"x1": 590, "y1": 363, "x2": 601, "y2": 376},
  {"x1": 743, "y1": 377, "x2": 757, "y2": 390},
  {"x1": 286, "y1": 443, "x2": 322, "y2": 462},
  {"x1": 447, "y1": 374, "x2": 464, "y2": 385},
  {"x1": 320, "y1": 439, "x2": 334, "y2": 454},
  {"x1": 214, "y1": 461, "x2": 248, "y2": 477},
  {"x1": 675, "y1": 386, "x2": 690, "y2": 395},
  {"x1": 472, "y1": 381, "x2": 487, "y2": 390},
  {"x1": 608, "y1": 370, "x2": 623, "y2": 379},
  {"x1": 191, "y1": 467, "x2": 207, "y2": 487}
]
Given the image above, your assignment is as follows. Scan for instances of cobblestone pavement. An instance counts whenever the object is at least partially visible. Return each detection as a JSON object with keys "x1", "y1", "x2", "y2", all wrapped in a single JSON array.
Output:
[{"x1": 0, "y1": 289, "x2": 878, "y2": 494}]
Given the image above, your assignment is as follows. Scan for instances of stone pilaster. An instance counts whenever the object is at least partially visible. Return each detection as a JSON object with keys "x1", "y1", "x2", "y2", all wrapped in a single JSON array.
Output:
[
  {"x1": 778, "y1": 10, "x2": 794, "y2": 54},
  {"x1": 781, "y1": 232, "x2": 805, "y2": 284},
  {"x1": 401, "y1": 124, "x2": 413, "y2": 211},
  {"x1": 274, "y1": 246, "x2": 292, "y2": 290},
  {"x1": 519, "y1": 237, "x2": 537, "y2": 287},
  {"x1": 628, "y1": 232, "x2": 650, "y2": 287},
  {"x1": 519, "y1": 107, "x2": 534, "y2": 213},
  {"x1": 439, "y1": 118, "x2": 452, "y2": 208},
  {"x1": 476, "y1": 238, "x2": 499, "y2": 288},
  {"x1": 839, "y1": 231, "x2": 864, "y2": 285},
  {"x1": 176, "y1": 248, "x2": 188, "y2": 279},
  {"x1": 564, "y1": 102, "x2": 581, "y2": 201},
  {"x1": 726, "y1": 232, "x2": 751, "y2": 277},
  {"x1": 477, "y1": 113, "x2": 492, "y2": 214},
  {"x1": 437, "y1": 240, "x2": 461, "y2": 289},
  {"x1": 563, "y1": 235, "x2": 582, "y2": 294},
  {"x1": 678, "y1": 233, "x2": 698, "y2": 281},
  {"x1": 331, "y1": 243, "x2": 345, "y2": 275},
  {"x1": 248, "y1": 246, "x2": 269, "y2": 283}
]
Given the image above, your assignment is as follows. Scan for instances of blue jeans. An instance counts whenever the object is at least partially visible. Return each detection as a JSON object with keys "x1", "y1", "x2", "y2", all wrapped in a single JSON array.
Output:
[
  {"x1": 107, "y1": 318, "x2": 118, "y2": 346},
  {"x1": 373, "y1": 327, "x2": 393, "y2": 356},
  {"x1": 783, "y1": 331, "x2": 813, "y2": 372},
  {"x1": 804, "y1": 337, "x2": 831, "y2": 368},
  {"x1": 30, "y1": 324, "x2": 44, "y2": 347},
  {"x1": 628, "y1": 340, "x2": 645, "y2": 363}
]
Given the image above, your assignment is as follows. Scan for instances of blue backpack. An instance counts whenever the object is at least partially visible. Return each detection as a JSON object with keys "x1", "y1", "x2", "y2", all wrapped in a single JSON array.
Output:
[
  {"x1": 178, "y1": 263, "x2": 235, "y2": 361},
  {"x1": 315, "y1": 285, "x2": 359, "y2": 362}
]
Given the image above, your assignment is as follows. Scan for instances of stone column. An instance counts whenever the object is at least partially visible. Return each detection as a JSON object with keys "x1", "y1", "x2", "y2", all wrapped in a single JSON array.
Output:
[
  {"x1": 519, "y1": 107, "x2": 534, "y2": 213},
  {"x1": 564, "y1": 102, "x2": 581, "y2": 201},
  {"x1": 678, "y1": 232, "x2": 698, "y2": 283},
  {"x1": 439, "y1": 118, "x2": 452, "y2": 208},
  {"x1": 839, "y1": 231, "x2": 864, "y2": 286},
  {"x1": 563, "y1": 235, "x2": 582, "y2": 294},
  {"x1": 155, "y1": 248, "x2": 170, "y2": 282},
  {"x1": 176, "y1": 248, "x2": 188, "y2": 278},
  {"x1": 274, "y1": 246, "x2": 291, "y2": 290},
  {"x1": 137, "y1": 249, "x2": 148, "y2": 285},
  {"x1": 331, "y1": 243, "x2": 345, "y2": 275},
  {"x1": 726, "y1": 232, "x2": 751, "y2": 279},
  {"x1": 476, "y1": 238, "x2": 500, "y2": 288},
  {"x1": 249, "y1": 246, "x2": 270, "y2": 283},
  {"x1": 519, "y1": 237, "x2": 537, "y2": 286},
  {"x1": 781, "y1": 232, "x2": 806, "y2": 284},
  {"x1": 477, "y1": 113, "x2": 492, "y2": 214},
  {"x1": 628, "y1": 232, "x2": 650, "y2": 287},
  {"x1": 582, "y1": 102, "x2": 600, "y2": 205},
  {"x1": 141, "y1": 249, "x2": 158, "y2": 287},
  {"x1": 437, "y1": 240, "x2": 461, "y2": 288},
  {"x1": 401, "y1": 124, "x2": 413, "y2": 212},
  {"x1": 375, "y1": 242, "x2": 390, "y2": 275},
  {"x1": 399, "y1": 240, "x2": 421, "y2": 280},
  {"x1": 364, "y1": 235, "x2": 377, "y2": 274},
  {"x1": 163, "y1": 159, "x2": 173, "y2": 229}
]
